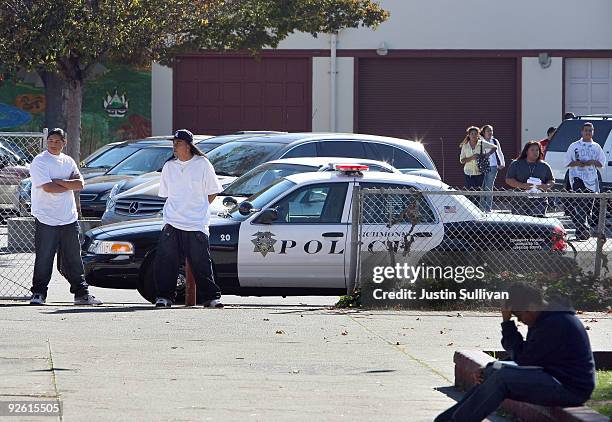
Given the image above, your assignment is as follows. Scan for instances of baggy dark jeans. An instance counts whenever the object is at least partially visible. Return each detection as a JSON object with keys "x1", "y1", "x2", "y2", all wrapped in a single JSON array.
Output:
[
  {"x1": 155, "y1": 224, "x2": 221, "y2": 302},
  {"x1": 434, "y1": 365, "x2": 588, "y2": 422},
  {"x1": 569, "y1": 178, "x2": 596, "y2": 239},
  {"x1": 31, "y1": 219, "x2": 89, "y2": 298}
]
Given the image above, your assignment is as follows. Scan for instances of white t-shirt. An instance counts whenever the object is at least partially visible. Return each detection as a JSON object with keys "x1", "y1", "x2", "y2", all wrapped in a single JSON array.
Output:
[
  {"x1": 159, "y1": 156, "x2": 223, "y2": 234},
  {"x1": 564, "y1": 139, "x2": 606, "y2": 192},
  {"x1": 30, "y1": 151, "x2": 82, "y2": 226},
  {"x1": 487, "y1": 138, "x2": 506, "y2": 167}
]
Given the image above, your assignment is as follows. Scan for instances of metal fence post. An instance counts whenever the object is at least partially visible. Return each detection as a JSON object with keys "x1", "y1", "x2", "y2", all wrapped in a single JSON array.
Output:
[
  {"x1": 185, "y1": 259, "x2": 196, "y2": 306},
  {"x1": 347, "y1": 185, "x2": 361, "y2": 295},
  {"x1": 42, "y1": 128, "x2": 48, "y2": 150},
  {"x1": 594, "y1": 196, "x2": 607, "y2": 278}
]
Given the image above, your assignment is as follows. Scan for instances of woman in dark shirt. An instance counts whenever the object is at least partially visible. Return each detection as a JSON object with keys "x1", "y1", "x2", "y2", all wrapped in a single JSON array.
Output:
[{"x1": 506, "y1": 141, "x2": 555, "y2": 217}]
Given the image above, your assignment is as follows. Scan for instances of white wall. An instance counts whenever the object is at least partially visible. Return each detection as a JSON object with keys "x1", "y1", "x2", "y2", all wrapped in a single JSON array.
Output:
[
  {"x1": 312, "y1": 56, "x2": 354, "y2": 133},
  {"x1": 521, "y1": 57, "x2": 563, "y2": 146},
  {"x1": 151, "y1": 62, "x2": 173, "y2": 135},
  {"x1": 279, "y1": 0, "x2": 612, "y2": 50}
]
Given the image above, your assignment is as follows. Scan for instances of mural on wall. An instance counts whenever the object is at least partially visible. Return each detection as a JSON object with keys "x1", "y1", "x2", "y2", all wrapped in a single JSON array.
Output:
[
  {"x1": 103, "y1": 90, "x2": 129, "y2": 117},
  {"x1": 0, "y1": 64, "x2": 151, "y2": 158}
]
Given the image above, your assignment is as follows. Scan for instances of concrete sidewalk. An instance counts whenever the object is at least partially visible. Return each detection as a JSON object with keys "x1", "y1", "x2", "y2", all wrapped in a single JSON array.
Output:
[{"x1": 1, "y1": 279, "x2": 610, "y2": 421}]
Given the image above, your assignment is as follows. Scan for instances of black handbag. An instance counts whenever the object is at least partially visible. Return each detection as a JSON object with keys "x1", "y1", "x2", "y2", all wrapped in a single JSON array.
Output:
[{"x1": 476, "y1": 141, "x2": 491, "y2": 175}]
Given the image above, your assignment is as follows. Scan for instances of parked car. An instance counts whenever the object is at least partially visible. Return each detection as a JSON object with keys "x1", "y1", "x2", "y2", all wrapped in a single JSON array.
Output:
[
  {"x1": 78, "y1": 145, "x2": 178, "y2": 217},
  {"x1": 0, "y1": 139, "x2": 35, "y2": 163},
  {"x1": 81, "y1": 166, "x2": 571, "y2": 302},
  {"x1": 0, "y1": 145, "x2": 30, "y2": 214},
  {"x1": 101, "y1": 157, "x2": 401, "y2": 224},
  {"x1": 204, "y1": 132, "x2": 441, "y2": 179},
  {"x1": 543, "y1": 114, "x2": 612, "y2": 189}
]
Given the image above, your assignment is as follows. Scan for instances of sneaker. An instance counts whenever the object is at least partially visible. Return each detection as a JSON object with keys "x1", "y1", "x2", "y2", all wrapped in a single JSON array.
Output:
[
  {"x1": 30, "y1": 293, "x2": 46, "y2": 305},
  {"x1": 155, "y1": 297, "x2": 172, "y2": 308},
  {"x1": 202, "y1": 299, "x2": 224, "y2": 308},
  {"x1": 74, "y1": 294, "x2": 103, "y2": 305}
]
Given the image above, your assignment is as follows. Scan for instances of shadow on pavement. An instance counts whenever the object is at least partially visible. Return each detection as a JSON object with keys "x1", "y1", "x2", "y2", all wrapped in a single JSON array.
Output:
[
  {"x1": 44, "y1": 305, "x2": 156, "y2": 314},
  {"x1": 434, "y1": 386, "x2": 509, "y2": 422}
]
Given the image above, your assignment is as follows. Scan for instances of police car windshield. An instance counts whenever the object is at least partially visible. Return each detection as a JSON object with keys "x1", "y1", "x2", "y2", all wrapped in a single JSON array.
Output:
[
  {"x1": 207, "y1": 141, "x2": 286, "y2": 177},
  {"x1": 222, "y1": 163, "x2": 314, "y2": 197},
  {"x1": 228, "y1": 178, "x2": 296, "y2": 220}
]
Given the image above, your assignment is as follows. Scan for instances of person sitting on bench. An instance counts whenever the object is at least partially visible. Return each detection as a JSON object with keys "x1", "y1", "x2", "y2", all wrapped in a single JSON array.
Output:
[{"x1": 435, "y1": 283, "x2": 595, "y2": 422}]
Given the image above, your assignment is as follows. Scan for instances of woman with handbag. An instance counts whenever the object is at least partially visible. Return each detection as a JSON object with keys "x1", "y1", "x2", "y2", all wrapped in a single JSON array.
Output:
[{"x1": 459, "y1": 126, "x2": 497, "y2": 205}]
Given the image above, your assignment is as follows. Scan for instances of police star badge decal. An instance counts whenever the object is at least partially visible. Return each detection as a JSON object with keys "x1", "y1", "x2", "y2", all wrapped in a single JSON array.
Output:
[{"x1": 251, "y1": 232, "x2": 277, "y2": 257}]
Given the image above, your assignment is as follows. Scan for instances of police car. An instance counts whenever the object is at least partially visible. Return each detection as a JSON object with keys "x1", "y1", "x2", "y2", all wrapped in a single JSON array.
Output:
[{"x1": 81, "y1": 165, "x2": 571, "y2": 302}]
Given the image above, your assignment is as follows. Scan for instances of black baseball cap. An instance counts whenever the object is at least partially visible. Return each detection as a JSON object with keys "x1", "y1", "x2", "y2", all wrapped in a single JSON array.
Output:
[{"x1": 173, "y1": 129, "x2": 193, "y2": 144}]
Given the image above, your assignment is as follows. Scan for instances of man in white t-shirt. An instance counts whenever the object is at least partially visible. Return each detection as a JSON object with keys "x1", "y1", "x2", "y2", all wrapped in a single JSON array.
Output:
[
  {"x1": 154, "y1": 129, "x2": 223, "y2": 308},
  {"x1": 29, "y1": 128, "x2": 102, "y2": 305},
  {"x1": 564, "y1": 122, "x2": 606, "y2": 240}
]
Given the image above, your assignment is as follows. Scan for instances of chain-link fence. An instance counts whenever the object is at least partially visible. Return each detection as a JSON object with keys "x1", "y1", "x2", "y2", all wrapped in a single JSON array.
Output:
[
  {"x1": 351, "y1": 187, "x2": 612, "y2": 310},
  {"x1": 0, "y1": 130, "x2": 46, "y2": 298}
]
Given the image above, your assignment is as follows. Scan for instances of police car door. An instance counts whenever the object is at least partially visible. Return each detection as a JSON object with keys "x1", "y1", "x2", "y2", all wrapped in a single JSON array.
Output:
[
  {"x1": 358, "y1": 182, "x2": 444, "y2": 268},
  {"x1": 238, "y1": 181, "x2": 351, "y2": 288}
]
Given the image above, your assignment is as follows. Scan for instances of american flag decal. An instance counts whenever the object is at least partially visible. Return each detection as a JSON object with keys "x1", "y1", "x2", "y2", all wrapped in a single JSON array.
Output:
[{"x1": 444, "y1": 206, "x2": 456, "y2": 214}]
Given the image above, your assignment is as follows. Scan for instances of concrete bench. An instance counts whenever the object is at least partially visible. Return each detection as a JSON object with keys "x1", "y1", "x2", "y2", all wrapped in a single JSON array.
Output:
[{"x1": 453, "y1": 350, "x2": 609, "y2": 422}]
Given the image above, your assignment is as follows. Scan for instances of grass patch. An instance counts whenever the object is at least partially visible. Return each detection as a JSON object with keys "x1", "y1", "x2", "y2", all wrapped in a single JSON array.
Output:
[
  {"x1": 335, "y1": 290, "x2": 361, "y2": 308},
  {"x1": 588, "y1": 370, "x2": 612, "y2": 418}
]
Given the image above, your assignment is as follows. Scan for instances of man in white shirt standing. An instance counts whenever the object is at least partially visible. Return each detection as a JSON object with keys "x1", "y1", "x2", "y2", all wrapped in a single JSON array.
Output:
[
  {"x1": 155, "y1": 129, "x2": 223, "y2": 308},
  {"x1": 564, "y1": 122, "x2": 606, "y2": 240},
  {"x1": 29, "y1": 128, "x2": 102, "y2": 305}
]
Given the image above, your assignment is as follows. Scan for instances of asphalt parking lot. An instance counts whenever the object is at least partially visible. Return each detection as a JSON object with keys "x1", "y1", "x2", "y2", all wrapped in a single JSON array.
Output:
[{"x1": 1, "y1": 273, "x2": 610, "y2": 422}]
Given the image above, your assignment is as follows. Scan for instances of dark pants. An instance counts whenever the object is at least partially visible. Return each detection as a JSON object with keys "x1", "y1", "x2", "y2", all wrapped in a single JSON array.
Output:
[
  {"x1": 435, "y1": 365, "x2": 588, "y2": 422},
  {"x1": 31, "y1": 219, "x2": 89, "y2": 298},
  {"x1": 569, "y1": 178, "x2": 596, "y2": 239},
  {"x1": 465, "y1": 174, "x2": 484, "y2": 206},
  {"x1": 155, "y1": 224, "x2": 221, "y2": 301}
]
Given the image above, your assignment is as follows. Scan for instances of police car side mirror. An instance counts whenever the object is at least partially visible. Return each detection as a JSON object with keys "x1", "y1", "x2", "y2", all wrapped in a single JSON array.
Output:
[
  {"x1": 256, "y1": 208, "x2": 279, "y2": 224},
  {"x1": 238, "y1": 201, "x2": 255, "y2": 216},
  {"x1": 222, "y1": 196, "x2": 238, "y2": 208}
]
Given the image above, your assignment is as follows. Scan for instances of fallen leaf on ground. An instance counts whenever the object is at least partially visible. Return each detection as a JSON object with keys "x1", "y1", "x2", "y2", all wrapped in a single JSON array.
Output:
[
  {"x1": 276, "y1": 330, "x2": 285, "y2": 335},
  {"x1": 341, "y1": 330, "x2": 348, "y2": 336}
]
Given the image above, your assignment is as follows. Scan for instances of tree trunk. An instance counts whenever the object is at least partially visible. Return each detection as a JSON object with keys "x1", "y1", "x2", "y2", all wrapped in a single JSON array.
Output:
[
  {"x1": 63, "y1": 79, "x2": 83, "y2": 164},
  {"x1": 63, "y1": 79, "x2": 83, "y2": 217},
  {"x1": 38, "y1": 70, "x2": 67, "y2": 131}
]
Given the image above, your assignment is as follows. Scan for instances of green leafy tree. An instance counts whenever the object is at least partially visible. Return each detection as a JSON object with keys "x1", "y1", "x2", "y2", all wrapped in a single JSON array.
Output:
[{"x1": 0, "y1": 0, "x2": 388, "y2": 162}]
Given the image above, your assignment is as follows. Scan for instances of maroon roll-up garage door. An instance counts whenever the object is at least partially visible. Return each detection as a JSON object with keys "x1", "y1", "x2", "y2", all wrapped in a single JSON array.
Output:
[
  {"x1": 174, "y1": 56, "x2": 311, "y2": 135},
  {"x1": 357, "y1": 58, "x2": 518, "y2": 187}
]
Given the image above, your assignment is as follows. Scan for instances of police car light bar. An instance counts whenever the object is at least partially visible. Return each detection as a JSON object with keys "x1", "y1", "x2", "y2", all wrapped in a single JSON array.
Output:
[{"x1": 334, "y1": 164, "x2": 369, "y2": 173}]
